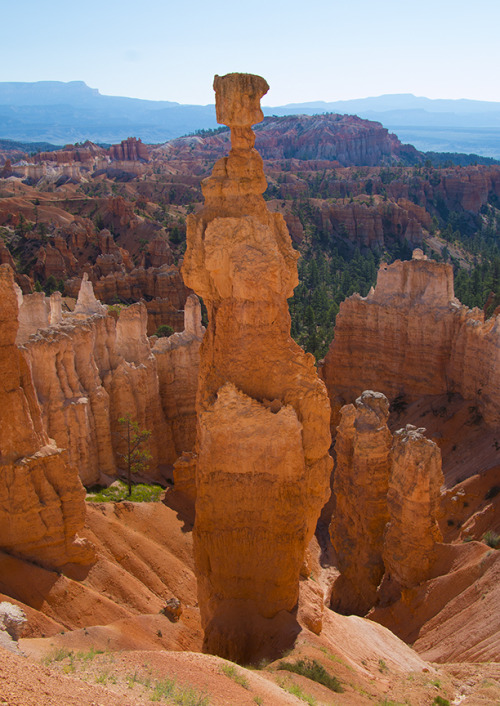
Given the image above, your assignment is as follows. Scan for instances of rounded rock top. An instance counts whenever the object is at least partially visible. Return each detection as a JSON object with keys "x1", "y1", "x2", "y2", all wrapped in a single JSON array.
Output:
[{"x1": 213, "y1": 73, "x2": 269, "y2": 127}]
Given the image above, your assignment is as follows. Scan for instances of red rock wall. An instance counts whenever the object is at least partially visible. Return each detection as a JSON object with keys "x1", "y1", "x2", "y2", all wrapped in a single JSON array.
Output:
[
  {"x1": 330, "y1": 391, "x2": 392, "y2": 615},
  {"x1": 23, "y1": 303, "x2": 175, "y2": 486}
]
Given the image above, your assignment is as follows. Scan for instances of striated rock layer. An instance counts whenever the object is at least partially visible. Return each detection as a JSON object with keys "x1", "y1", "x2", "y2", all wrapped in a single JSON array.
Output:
[
  {"x1": 330, "y1": 391, "x2": 392, "y2": 615},
  {"x1": 320, "y1": 249, "x2": 500, "y2": 430},
  {"x1": 0, "y1": 264, "x2": 93, "y2": 570},
  {"x1": 182, "y1": 73, "x2": 332, "y2": 662},
  {"x1": 23, "y1": 299, "x2": 174, "y2": 486},
  {"x1": 152, "y1": 294, "x2": 205, "y2": 459}
]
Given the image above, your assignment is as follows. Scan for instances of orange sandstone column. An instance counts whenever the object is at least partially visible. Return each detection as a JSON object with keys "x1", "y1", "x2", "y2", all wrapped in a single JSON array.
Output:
[{"x1": 182, "y1": 73, "x2": 332, "y2": 663}]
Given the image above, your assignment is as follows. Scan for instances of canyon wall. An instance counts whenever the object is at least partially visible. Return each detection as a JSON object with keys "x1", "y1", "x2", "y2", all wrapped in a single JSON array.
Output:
[
  {"x1": 320, "y1": 249, "x2": 500, "y2": 429},
  {"x1": 23, "y1": 297, "x2": 175, "y2": 486},
  {"x1": 0, "y1": 264, "x2": 93, "y2": 569},
  {"x1": 163, "y1": 113, "x2": 419, "y2": 166},
  {"x1": 19, "y1": 276, "x2": 203, "y2": 487},
  {"x1": 182, "y1": 73, "x2": 332, "y2": 662},
  {"x1": 152, "y1": 294, "x2": 204, "y2": 458}
]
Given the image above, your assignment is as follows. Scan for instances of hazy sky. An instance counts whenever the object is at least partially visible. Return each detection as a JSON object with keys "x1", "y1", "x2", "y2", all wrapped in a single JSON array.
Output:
[{"x1": 3, "y1": 0, "x2": 500, "y2": 105}]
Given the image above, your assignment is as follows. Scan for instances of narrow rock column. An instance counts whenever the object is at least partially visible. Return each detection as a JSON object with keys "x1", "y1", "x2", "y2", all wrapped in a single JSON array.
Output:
[
  {"x1": 330, "y1": 391, "x2": 392, "y2": 615},
  {"x1": 182, "y1": 74, "x2": 332, "y2": 663},
  {"x1": 74, "y1": 273, "x2": 105, "y2": 315},
  {"x1": 381, "y1": 424, "x2": 444, "y2": 596}
]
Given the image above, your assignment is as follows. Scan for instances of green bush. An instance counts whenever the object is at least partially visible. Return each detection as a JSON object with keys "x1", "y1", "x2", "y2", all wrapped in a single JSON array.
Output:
[
  {"x1": 277, "y1": 658, "x2": 343, "y2": 693},
  {"x1": 220, "y1": 663, "x2": 249, "y2": 689},
  {"x1": 433, "y1": 697, "x2": 450, "y2": 706},
  {"x1": 86, "y1": 480, "x2": 163, "y2": 503},
  {"x1": 482, "y1": 530, "x2": 500, "y2": 548},
  {"x1": 155, "y1": 324, "x2": 174, "y2": 338}
]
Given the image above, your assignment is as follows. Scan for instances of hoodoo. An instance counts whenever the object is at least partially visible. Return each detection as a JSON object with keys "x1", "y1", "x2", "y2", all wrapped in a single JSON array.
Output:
[
  {"x1": 381, "y1": 424, "x2": 444, "y2": 597},
  {"x1": 330, "y1": 391, "x2": 392, "y2": 615},
  {"x1": 182, "y1": 73, "x2": 332, "y2": 662}
]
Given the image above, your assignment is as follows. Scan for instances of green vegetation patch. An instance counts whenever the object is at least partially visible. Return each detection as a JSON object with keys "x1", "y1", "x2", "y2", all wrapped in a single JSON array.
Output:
[
  {"x1": 278, "y1": 678, "x2": 317, "y2": 705},
  {"x1": 482, "y1": 530, "x2": 500, "y2": 548},
  {"x1": 86, "y1": 480, "x2": 163, "y2": 503},
  {"x1": 278, "y1": 658, "x2": 344, "y2": 693},
  {"x1": 220, "y1": 663, "x2": 249, "y2": 689},
  {"x1": 154, "y1": 324, "x2": 174, "y2": 337},
  {"x1": 433, "y1": 697, "x2": 450, "y2": 706}
]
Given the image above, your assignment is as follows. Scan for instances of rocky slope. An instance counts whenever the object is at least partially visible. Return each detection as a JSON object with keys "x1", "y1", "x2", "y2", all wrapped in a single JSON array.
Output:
[{"x1": 182, "y1": 73, "x2": 332, "y2": 663}]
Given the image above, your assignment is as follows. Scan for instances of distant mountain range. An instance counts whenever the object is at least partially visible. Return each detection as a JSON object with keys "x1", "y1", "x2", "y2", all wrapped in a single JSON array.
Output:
[{"x1": 1, "y1": 81, "x2": 500, "y2": 158}]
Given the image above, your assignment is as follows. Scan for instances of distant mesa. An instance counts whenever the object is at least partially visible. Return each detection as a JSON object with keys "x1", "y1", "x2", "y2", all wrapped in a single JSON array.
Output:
[{"x1": 1, "y1": 80, "x2": 500, "y2": 157}]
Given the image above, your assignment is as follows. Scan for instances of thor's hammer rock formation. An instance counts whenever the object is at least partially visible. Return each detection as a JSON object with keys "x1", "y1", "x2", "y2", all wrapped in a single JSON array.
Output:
[{"x1": 182, "y1": 73, "x2": 332, "y2": 662}]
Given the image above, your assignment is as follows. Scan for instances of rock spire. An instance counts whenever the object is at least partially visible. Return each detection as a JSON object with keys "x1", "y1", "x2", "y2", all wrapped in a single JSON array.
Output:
[
  {"x1": 182, "y1": 73, "x2": 332, "y2": 663},
  {"x1": 330, "y1": 394, "x2": 444, "y2": 614},
  {"x1": 330, "y1": 391, "x2": 392, "y2": 615}
]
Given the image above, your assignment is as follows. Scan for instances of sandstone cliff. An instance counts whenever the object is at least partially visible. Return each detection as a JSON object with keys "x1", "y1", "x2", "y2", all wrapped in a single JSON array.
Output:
[
  {"x1": 152, "y1": 294, "x2": 204, "y2": 459},
  {"x1": 182, "y1": 73, "x2": 332, "y2": 662},
  {"x1": 23, "y1": 296, "x2": 174, "y2": 486},
  {"x1": 320, "y1": 249, "x2": 500, "y2": 429},
  {"x1": 0, "y1": 264, "x2": 93, "y2": 569},
  {"x1": 330, "y1": 391, "x2": 392, "y2": 615},
  {"x1": 109, "y1": 137, "x2": 149, "y2": 162}
]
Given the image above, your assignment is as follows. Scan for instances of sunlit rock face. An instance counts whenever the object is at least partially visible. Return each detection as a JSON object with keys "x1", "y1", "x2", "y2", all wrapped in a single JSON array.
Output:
[
  {"x1": 330, "y1": 391, "x2": 392, "y2": 615},
  {"x1": 381, "y1": 424, "x2": 444, "y2": 594},
  {"x1": 320, "y1": 250, "x2": 500, "y2": 431},
  {"x1": 23, "y1": 301, "x2": 172, "y2": 487},
  {"x1": 182, "y1": 73, "x2": 332, "y2": 663},
  {"x1": 0, "y1": 264, "x2": 94, "y2": 570},
  {"x1": 330, "y1": 390, "x2": 444, "y2": 614}
]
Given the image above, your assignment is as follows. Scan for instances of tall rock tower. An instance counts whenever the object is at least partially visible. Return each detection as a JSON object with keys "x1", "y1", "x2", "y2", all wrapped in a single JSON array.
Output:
[{"x1": 182, "y1": 73, "x2": 332, "y2": 663}]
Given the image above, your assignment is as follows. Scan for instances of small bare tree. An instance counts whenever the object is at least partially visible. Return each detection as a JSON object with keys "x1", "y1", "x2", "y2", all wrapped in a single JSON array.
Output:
[{"x1": 116, "y1": 414, "x2": 152, "y2": 497}]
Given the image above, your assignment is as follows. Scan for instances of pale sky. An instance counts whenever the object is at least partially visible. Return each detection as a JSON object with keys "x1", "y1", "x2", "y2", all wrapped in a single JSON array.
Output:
[{"x1": 2, "y1": 0, "x2": 500, "y2": 105}]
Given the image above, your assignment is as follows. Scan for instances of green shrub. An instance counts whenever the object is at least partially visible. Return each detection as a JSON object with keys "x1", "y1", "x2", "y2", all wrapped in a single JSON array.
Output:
[
  {"x1": 433, "y1": 697, "x2": 450, "y2": 706},
  {"x1": 278, "y1": 678, "x2": 317, "y2": 705},
  {"x1": 482, "y1": 530, "x2": 500, "y2": 548},
  {"x1": 155, "y1": 324, "x2": 174, "y2": 338},
  {"x1": 277, "y1": 658, "x2": 343, "y2": 693},
  {"x1": 220, "y1": 663, "x2": 249, "y2": 689}
]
